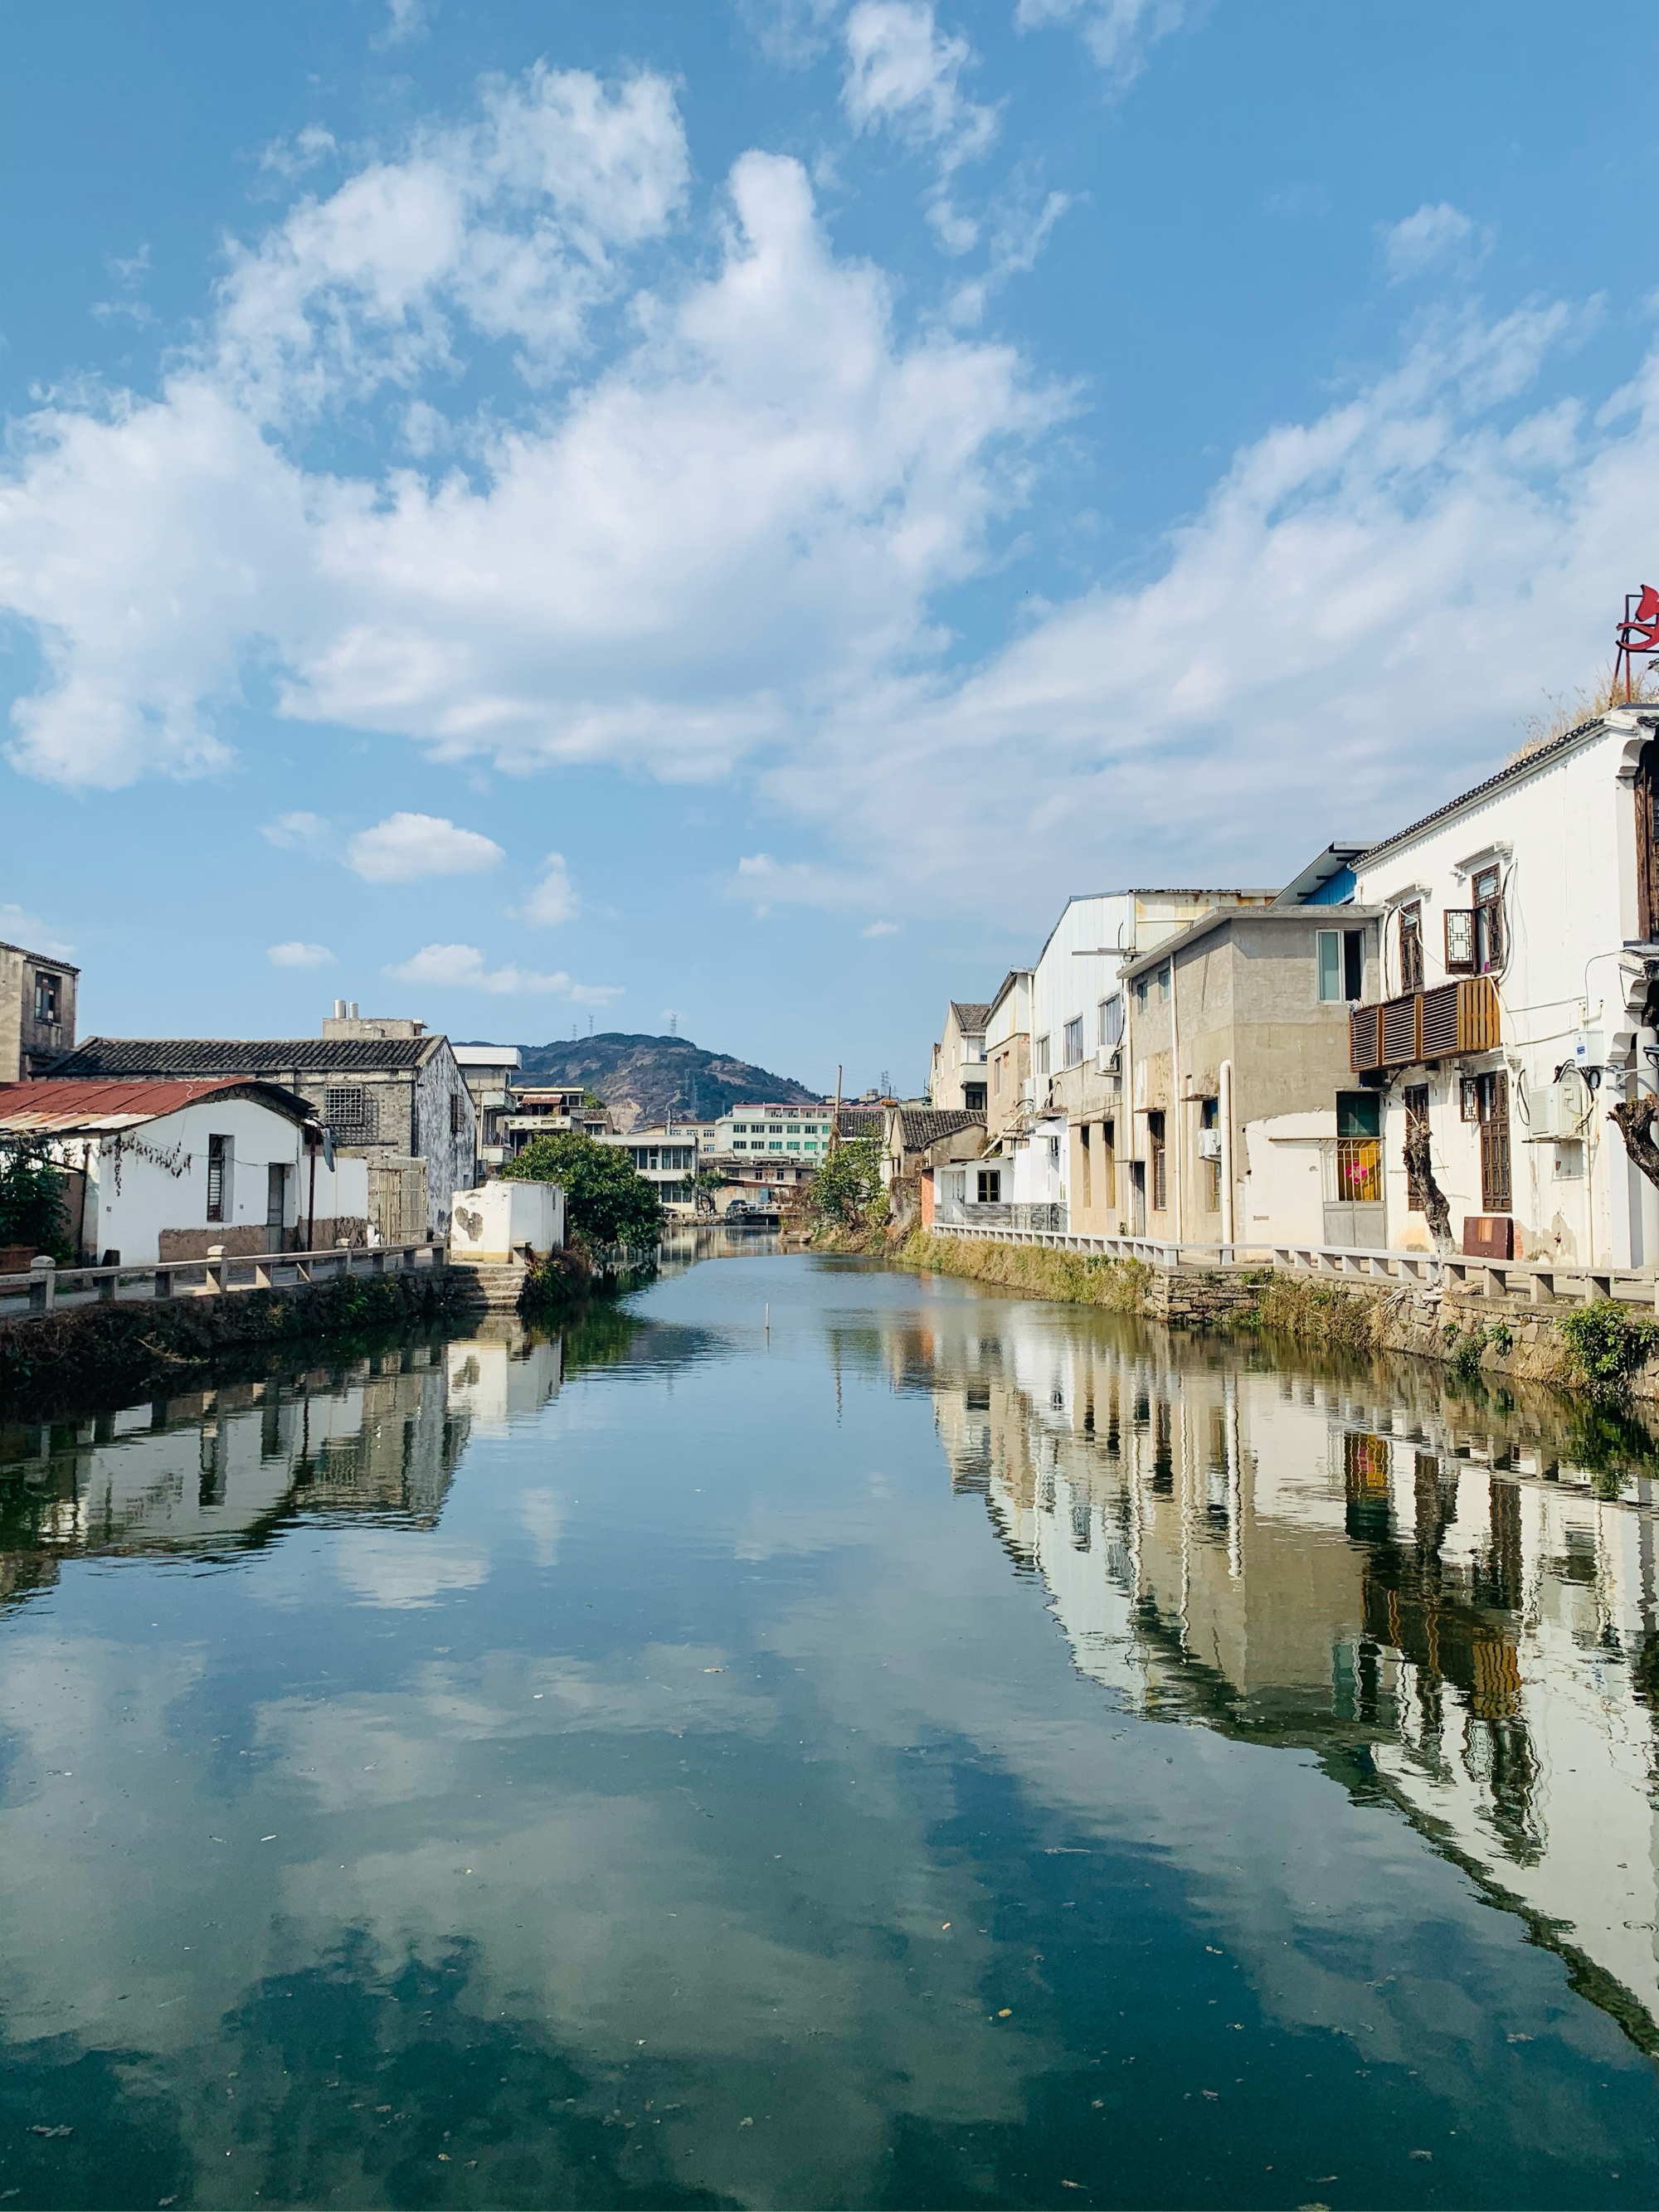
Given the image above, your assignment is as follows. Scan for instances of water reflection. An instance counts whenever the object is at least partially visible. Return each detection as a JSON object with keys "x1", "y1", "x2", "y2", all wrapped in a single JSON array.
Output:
[
  {"x1": 915, "y1": 1301, "x2": 1659, "y2": 2052},
  {"x1": 5, "y1": 1262, "x2": 1659, "y2": 2207}
]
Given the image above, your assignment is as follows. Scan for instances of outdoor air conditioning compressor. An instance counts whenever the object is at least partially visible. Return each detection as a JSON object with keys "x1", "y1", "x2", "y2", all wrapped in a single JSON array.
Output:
[{"x1": 1196, "y1": 1129, "x2": 1223, "y2": 1162}]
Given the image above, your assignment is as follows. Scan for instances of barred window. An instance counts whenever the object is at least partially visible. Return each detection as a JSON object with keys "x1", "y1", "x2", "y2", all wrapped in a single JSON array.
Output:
[
  {"x1": 450, "y1": 1091, "x2": 466, "y2": 1136},
  {"x1": 324, "y1": 1086, "x2": 377, "y2": 1142}
]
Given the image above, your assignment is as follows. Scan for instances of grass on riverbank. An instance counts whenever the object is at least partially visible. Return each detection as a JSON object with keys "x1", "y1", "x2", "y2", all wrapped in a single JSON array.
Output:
[{"x1": 893, "y1": 1228, "x2": 1151, "y2": 1310}]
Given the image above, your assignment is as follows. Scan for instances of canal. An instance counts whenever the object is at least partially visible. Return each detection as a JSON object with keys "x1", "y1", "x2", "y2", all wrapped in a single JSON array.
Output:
[{"x1": 4, "y1": 1239, "x2": 1659, "y2": 2208}]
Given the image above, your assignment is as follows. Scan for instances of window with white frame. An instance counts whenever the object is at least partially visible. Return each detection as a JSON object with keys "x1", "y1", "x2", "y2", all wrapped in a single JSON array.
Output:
[{"x1": 1063, "y1": 1017, "x2": 1083, "y2": 1067}]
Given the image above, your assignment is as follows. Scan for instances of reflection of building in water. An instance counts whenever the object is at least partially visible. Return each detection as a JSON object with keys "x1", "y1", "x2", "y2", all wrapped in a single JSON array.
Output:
[
  {"x1": 921, "y1": 1302, "x2": 1659, "y2": 2049},
  {"x1": 446, "y1": 1325, "x2": 564, "y2": 1434},
  {"x1": 0, "y1": 1344, "x2": 482, "y2": 1580}
]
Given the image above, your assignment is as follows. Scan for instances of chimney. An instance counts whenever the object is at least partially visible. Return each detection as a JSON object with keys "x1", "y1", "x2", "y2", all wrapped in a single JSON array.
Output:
[
  {"x1": 333, "y1": 999, "x2": 346, "y2": 1019},
  {"x1": 349, "y1": 1000, "x2": 360, "y2": 1019}
]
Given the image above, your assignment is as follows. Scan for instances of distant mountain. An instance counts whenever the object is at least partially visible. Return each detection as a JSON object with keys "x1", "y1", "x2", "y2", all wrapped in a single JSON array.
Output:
[{"x1": 500, "y1": 1033, "x2": 824, "y2": 1130}]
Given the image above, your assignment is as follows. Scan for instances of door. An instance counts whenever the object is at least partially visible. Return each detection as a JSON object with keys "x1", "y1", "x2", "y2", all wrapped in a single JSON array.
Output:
[
  {"x1": 1323, "y1": 1091, "x2": 1386, "y2": 1247},
  {"x1": 1131, "y1": 1161, "x2": 1147, "y2": 1237},
  {"x1": 265, "y1": 1163, "x2": 289, "y2": 1251}
]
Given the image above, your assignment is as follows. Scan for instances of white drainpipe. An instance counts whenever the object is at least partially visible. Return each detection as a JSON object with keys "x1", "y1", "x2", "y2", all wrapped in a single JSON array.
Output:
[{"x1": 1219, "y1": 1057, "x2": 1235, "y2": 1246}]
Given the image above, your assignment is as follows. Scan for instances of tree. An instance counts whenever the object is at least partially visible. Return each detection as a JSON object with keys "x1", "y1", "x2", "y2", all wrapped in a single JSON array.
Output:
[
  {"x1": 0, "y1": 1140, "x2": 70, "y2": 1260},
  {"x1": 805, "y1": 1134, "x2": 884, "y2": 1225},
  {"x1": 501, "y1": 1132, "x2": 662, "y2": 1248}
]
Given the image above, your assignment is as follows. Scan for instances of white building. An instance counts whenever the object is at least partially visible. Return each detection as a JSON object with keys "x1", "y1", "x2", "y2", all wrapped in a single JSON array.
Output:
[
  {"x1": 712, "y1": 1103, "x2": 835, "y2": 1164},
  {"x1": 0, "y1": 1077, "x2": 368, "y2": 1264},
  {"x1": 1350, "y1": 704, "x2": 1659, "y2": 1266},
  {"x1": 596, "y1": 1126, "x2": 700, "y2": 1213}
]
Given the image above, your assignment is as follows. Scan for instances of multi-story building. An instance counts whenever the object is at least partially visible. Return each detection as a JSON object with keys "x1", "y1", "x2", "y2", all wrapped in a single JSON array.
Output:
[
  {"x1": 712, "y1": 1102, "x2": 836, "y2": 1164},
  {"x1": 0, "y1": 936, "x2": 77, "y2": 1080},
  {"x1": 1346, "y1": 703, "x2": 1659, "y2": 1266},
  {"x1": 452, "y1": 1045, "x2": 521, "y2": 1173},
  {"x1": 596, "y1": 1126, "x2": 699, "y2": 1213},
  {"x1": 929, "y1": 1001, "x2": 990, "y2": 1112},
  {"x1": 497, "y1": 1085, "x2": 611, "y2": 1163}
]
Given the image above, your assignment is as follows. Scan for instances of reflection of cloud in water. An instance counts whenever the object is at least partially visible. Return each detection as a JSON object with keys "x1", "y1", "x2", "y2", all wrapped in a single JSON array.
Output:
[{"x1": 328, "y1": 1530, "x2": 492, "y2": 1609}]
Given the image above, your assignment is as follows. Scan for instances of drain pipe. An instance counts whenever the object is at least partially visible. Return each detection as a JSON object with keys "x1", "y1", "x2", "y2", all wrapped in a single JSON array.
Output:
[{"x1": 1219, "y1": 1057, "x2": 1235, "y2": 1249}]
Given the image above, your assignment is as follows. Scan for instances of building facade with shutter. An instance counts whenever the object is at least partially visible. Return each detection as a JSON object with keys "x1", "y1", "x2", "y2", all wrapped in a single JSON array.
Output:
[{"x1": 1350, "y1": 705, "x2": 1659, "y2": 1269}]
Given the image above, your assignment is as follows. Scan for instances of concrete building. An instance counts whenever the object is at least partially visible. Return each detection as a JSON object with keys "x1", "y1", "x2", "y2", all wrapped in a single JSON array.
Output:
[
  {"x1": 983, "y1": 970, "x2": 1033, "y2": 1147},
  {"x1": 51, "y1": 1012, "x2": 474, "y2": 1243},
  {"x1": 1120, "y1": 903, "x2": 1382, "y2": 1246},
  {"x1": 712, "y1": 1102, "x2": 836, "y2": 1164},
  {"x1": 929, "y1": 1001, "x2": 990, "y2": 1112},
  {"x1": 1345, "y1": 705, "x2": 1659, "y2": 1266},
  {"x1": 452, "y1": 1044, "x2": 521, "y2": 1173},
  {"x1": 0, "y1": 937, "x2": 77, "y2": 1081},
  {"x1": 498, "y1": 1086, "x2": 612, "y2": 1164},
  {"x1": 596, "y1": 1126, "x2": 699, "y2": 1213},
  {"x1": 0, "y1": 1077, "x2": 367, "y2": 1262}
]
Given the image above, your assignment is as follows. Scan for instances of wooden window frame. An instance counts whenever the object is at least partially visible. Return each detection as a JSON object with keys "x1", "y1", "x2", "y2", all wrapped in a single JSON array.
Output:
[
  {"x1": 1399, "y1": 904, "x2": 1423, "y2": 993},
  {"x1": 1445, "y1": 909, "x2": 1476, "y2": 974},
  {"x1": 207, "y1": 1134, "x2": 230, "y2": 1225}
]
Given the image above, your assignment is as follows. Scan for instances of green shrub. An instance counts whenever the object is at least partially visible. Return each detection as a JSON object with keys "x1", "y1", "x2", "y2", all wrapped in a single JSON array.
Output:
[
  {"x1": 501, "y1": 1132, "x2": 662, "y2": 1249},
  {"x1": 1486, "y1": 1321, "x2": 1513, "y2": 1355},
  {"x1": 0, "y1": 1140, "x2": 71, "y2": 1262},
  {"x1": 1556, "y1": 1300, "x2": 1659, "y2": 1401}
]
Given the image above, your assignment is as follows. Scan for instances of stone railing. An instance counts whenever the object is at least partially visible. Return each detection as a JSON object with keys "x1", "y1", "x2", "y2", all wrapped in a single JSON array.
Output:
[{"x1": 0, "y1": 1239, "x2": 447, "y2": 1322}]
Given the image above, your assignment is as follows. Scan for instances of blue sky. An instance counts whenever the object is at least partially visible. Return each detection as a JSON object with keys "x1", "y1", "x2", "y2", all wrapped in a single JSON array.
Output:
[{"x1": 2, "y1": 1, "x2": 1657, "y2": 1096}]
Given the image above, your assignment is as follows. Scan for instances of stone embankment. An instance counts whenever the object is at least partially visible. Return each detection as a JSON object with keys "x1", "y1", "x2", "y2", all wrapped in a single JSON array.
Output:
[{"x1": 895, "y1": 1230, "x2": 1659, "y2": 1406}]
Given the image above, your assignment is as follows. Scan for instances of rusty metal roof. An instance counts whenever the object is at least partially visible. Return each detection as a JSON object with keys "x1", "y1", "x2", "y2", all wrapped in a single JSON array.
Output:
[{"x1": 0, "y1": 1077, "x2": 314, "y2": 1135}]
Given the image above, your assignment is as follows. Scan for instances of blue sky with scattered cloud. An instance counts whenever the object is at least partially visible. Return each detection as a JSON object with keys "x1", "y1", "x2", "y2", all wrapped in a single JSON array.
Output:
[{"x1": 2, "y1": 1, "x2": 1657, "y2": 1090}]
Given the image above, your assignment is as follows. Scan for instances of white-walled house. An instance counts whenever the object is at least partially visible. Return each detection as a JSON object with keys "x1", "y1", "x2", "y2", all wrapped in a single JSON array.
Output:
[
  {"x1": 1350, "y1": 704, "x2": 1659, "y2": 1266},
  {"x1": 0, "y1": 1078, "x2": 367, "y2": 1263}
]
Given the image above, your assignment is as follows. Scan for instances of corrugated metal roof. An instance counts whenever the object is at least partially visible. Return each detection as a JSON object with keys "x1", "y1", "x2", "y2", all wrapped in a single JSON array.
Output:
[
  {"x1": 52, "y1": 1036, "x2": 437, "y2": 1077},
  {"x1": 0, "y1": 1077, "x2": 313, "y2": 1134}
]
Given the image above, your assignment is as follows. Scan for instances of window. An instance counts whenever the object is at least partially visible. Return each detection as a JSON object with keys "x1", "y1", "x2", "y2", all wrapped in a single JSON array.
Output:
[
  {"x1": 769, "y1": 1141, "x2": 783, "y2": 1151},
  {"x1": 1063, "y1": 1017, "x2": 1083, "y2": 1067},
  {"x1": 32, "y1": 971, "x2": 61, "y2": 1024},
  {"x1": 265, "y1": 1162, "x2": 288, "y2": 1234},
  {"x1": 207, "y1": 1135, "x2": 231, "y2": 1224},
  {"x1": 805, "y1": 1140, "x2": 819, "y2": 1152},
  {"x1": 1135, "y1": 975, "x2": 1150, "y2": 1010},
  {"x1": 1473, "y1": 865, "x2": 1504, "y2": 973},
  {"x1": 733, "y1": 1140, "x2": 748, "y2": 1150},
  {"x1": 1399, "y1": 903, "x2": 1423, "y2": 993},
  {"x1": 450, "y1": 1091, "x2": 466, "y2": 1136},
  {"x1": 976, "y1": 1168, "x2": 1001, "y2": 1203},
  {"x1": 324, "y1": 1086, "x2": 377, "y2": 1142},
  {"x1": 1035, "y1": 1035, "x2": 1050, "y2": 1077},
  {"x1": 964, "y1": 1082, "x2": 986, "y2": 1112},
  {"x1": 1404, "y1": 1083, "x2": 1430, "y2": 1213},
  {"x1": 1461, "y1": 1068, "x2": 1511, "y2": 1213},
  {"x1": 1080, "y1": 1123, "x2": 1092, "y2": 1208},
  {"x1": 1317, "y1": 930, "x2": 1343, "y2": 1002},
  {"x1": 1344, "y1": 927, "x2": 1365, "y2": 1001},
  {"x1": 994, "y1": 1057, "x2": 1002, "y2": 1095},
  {"x1": 1158, "y1": 965, "x2": 1171, "y2": 1003},
  {"x1": 1148, "y1": 1110, "x2": 1167, "y2": 1213},
  {"x1": 1046, "y1": 1135, "x2": 1061, "y2": 1167},
  {"x1": 1098, "y1": 995, "x2": 1124, "y2": 1053},
  {"x1": 768, "y1": 1123, "x2": 784, "y2": 1133}
]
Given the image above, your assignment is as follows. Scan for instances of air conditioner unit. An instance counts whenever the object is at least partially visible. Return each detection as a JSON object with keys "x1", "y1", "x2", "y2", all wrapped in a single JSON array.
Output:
[
  {"x1": 1020, "y1": 1079, "x2": 1036, "y2": 1105},
  {"x1": 1096, "y1": 1045, "x2": 1121, "y2": 1076},
  {"x1": 1527, "y1": 1067, "x2": 1588, "y2": 1141},
  {"x1": 1196, "y1": 1129, "x2": 1222, "y2": 1162}
]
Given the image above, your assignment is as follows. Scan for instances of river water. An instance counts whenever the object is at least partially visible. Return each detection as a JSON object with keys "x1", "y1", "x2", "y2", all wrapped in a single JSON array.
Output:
[{"x1": 4, "y1": 1239, "x2": 1659, "y2": 2208}]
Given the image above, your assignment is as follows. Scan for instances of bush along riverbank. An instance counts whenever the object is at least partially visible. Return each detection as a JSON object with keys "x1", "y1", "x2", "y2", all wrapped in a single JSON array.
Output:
[
  {"x1": 0, "y1": 1268, "x2": 469, "y2": 1420},
  {"x1": 895, "y1": 1228, "x2": 1659, "y2": 1408}
]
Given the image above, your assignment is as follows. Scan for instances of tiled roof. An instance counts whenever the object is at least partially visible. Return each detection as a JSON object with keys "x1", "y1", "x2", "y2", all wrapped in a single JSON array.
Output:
[
  {"x1": 0, "y1": 940, "x2": 80, "y2": 970},
  {"x1": 52, "y1": 1036, "x2": 439, "y2": 1077},
  {"x1": 836, "y1": 1108, "x2": 884, "y2": 1138},
  {"x1": 1359, "y1": 712, "x2": 1632, "y2": 870},
  {"x1": 0, "y1": 1077, "x2": 312, "y2": 1133},
  {"x1": 894, "y1": 1108, "x2": 984, "y2": 1150},
  {"x1": 950, "y1": 1001, "x2": 991, "y2": 1033}
]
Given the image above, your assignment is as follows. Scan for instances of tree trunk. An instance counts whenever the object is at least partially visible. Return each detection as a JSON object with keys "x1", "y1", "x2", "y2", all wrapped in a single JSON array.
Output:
[
  {"x1": 1612, "y1": 1096, "x2": 1659, "y2": 1192},
  {"x1": 1403, "y1": 1121, "x2": 1455, "y2": 1253}
]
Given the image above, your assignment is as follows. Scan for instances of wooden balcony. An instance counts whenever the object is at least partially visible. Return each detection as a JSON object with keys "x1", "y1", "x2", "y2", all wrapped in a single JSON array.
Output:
[{"x1": 1350, "y1": 975, "x2": 1499, "y2": 1074}]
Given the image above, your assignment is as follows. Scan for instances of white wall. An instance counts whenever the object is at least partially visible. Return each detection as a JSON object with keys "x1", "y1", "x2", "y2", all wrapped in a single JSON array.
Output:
[
  {"x1": 450, "y1": 1179, "x2": 565, "y2": 1262},
  {"x1": 71, "y1": 1097, "x2": 323, "y2": 1264},
  {"x1": 1242, "y1": 1111, "x2": 1334, "y2": 1245},
  {"x1": 1353, "y1": 711, "x2": 1648, "y2": 1263}
]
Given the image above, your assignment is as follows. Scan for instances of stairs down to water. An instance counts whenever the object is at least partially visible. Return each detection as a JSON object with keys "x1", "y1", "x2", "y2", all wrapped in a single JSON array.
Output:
[{"x1": 447, "y1": 1261, "x2": 530, "y2": 1312}]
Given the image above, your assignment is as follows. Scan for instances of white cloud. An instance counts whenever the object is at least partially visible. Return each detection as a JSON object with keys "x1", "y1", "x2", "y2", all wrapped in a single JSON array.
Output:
[
  {"x1": 384, "y1": 942, "x2": 621, "y2": 999},
  {"x1": 516, "y1": 851, "x2": 579, "y2": 926},
  {"x1": 1014, "y1": 0, "x2": 1186, "y2": 89},
  {"x1": 0, "y1": 72, "x2": 1048, "y2": 793},
  {"x1": 374, "y1": 0, "x2": 433, "y2": 50},
  {"x1": 260, "y1": 809, "x2": 330, "y2": 851},
  {"x1": 1384, "y1": 201, "x2": 1491, "y2": 282},
  {"x1": 843, "y1": 2, "x2": 998, "y2": 252},
  {"x1": 861, "y1": 919, "x2": 902, "y2": 936},
  {"x1": 344, "y1": 811, "x2": 504, "y2": 882},
  {"x1": 737, "y1": 0, "x2": 841, "y2": 67},
  {"x1": 266, "y1": 940, "x2": 336, "y2": 968},
  {"x1": 0, "y1": 904, "x2": 75, "y2": 960}
]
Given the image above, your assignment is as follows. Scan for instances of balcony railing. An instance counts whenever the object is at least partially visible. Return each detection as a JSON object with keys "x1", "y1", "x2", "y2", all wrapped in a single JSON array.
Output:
[{"x1": 1350, "y1": 976, "x2": 1499, "y2": 1074}]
